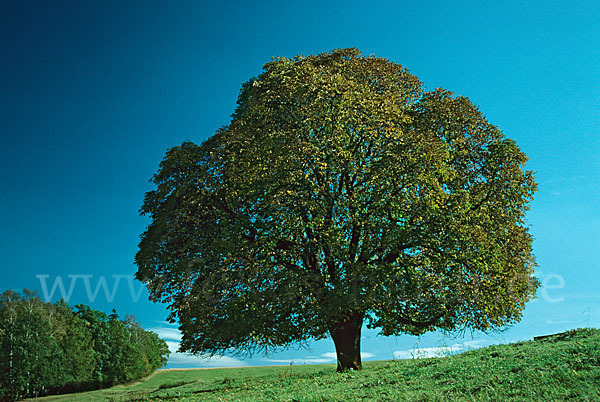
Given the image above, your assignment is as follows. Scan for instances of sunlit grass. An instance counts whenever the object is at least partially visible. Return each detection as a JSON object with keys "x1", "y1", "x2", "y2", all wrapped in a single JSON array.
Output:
[{"x1": 37, "y1": 328, "x2": 600, "y2": 401}]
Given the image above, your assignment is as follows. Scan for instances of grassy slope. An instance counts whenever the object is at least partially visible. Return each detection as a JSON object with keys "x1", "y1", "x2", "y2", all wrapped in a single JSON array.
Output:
[{"x1": 36, "y1": 328, "x2": 600, "y2": 401}]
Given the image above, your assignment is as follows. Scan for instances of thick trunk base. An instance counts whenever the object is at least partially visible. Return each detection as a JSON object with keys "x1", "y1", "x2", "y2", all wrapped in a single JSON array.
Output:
[{"x1": 329, "y1": 312, "x2": 363, "y2": 372}]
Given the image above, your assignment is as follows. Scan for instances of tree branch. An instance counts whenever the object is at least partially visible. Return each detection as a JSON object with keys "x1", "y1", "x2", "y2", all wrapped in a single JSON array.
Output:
[{"x1": 397, "y1": 314, "x2": 442, "y2": 328}]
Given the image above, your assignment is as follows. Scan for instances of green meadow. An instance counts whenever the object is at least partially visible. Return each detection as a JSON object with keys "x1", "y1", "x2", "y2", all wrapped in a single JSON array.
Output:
[{"x1": 37, "y1": 328, "x2": 600, "y2": 401}]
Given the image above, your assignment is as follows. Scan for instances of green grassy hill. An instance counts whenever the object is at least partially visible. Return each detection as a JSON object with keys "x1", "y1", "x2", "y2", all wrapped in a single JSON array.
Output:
[{"x1": 37, "y1": 328, "x2": 600, "y2": 401}]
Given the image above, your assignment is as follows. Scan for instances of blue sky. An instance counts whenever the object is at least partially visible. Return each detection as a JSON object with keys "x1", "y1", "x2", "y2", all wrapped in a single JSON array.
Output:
[{"x1": 1, "y1": 1, "x2": 598, "y2": 368}]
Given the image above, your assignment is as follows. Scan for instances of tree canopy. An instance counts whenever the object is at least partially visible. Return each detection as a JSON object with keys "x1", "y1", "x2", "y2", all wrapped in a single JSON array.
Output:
[{"x1": 136, "y1": 48, "x2": 538, "y2": 371}]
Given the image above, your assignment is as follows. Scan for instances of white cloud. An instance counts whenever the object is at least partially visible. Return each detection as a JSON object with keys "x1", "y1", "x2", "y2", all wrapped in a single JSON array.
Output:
[
  {"x1": 263, "y1": 357, "x2": 333, "y2": 364},
  {"x1": 150, "y1": 325, "x2": 246, "y2": 368},
  {"x1": 164, "y1": 340, "x2": 247, "y2": 368},
  {"x1": 546, "y1": 320, "x2": 573, "y2": 325},
  {"x1": 154, "y1": 320, "x2": 176, "y2": 326},
  {"x1": 167, "y1": 352, "x2": 247, "y2": 368},
  {"x1": 152, "y1": 324, "x2": 377, "y2": 368},
  {"x1": 165, "y1": 340, "x2": 181, "y2": 353},
  {"x1": 262, "y1": 351, "x2": 375, "y2": 365},
  {"x1": 320, "y1": 352, "x2": 375, "y2": 360},
  {"x1": 148, "y1": 327, "x2": 183, "y2": 342},
  {"x1": 393, "y1": 340, "x2": 486, "y2": 360},
  {"x1": 462, "y1": 339, "x2": 487, "y2": 348}
]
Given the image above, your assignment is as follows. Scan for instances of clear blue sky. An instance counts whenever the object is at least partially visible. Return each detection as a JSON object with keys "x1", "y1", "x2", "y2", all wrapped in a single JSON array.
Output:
[{"x1": 1, "y1": 1, "x2": 598, "y2": 368}]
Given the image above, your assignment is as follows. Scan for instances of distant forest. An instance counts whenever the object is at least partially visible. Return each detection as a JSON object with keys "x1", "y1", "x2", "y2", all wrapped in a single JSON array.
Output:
[{"x1": 0, "y1": 290, "x2": 170, "y2": 400}]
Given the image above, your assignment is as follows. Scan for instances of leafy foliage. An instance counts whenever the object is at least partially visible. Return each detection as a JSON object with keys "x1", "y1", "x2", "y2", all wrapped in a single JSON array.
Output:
[
  {"x1": 136, "y1": 48, "x2": 538, "y2": 369},
  {"x1": 0, "y1": 290, "x2": 170, "y2": 400},
  {"x1": 0, "y1": 290, "x2": 62, "y2": 399}
]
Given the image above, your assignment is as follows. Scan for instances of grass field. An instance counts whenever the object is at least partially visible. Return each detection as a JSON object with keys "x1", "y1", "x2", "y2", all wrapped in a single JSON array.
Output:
[{"x1": 36, "y1": 328, "x2": 600, "y2": 401}]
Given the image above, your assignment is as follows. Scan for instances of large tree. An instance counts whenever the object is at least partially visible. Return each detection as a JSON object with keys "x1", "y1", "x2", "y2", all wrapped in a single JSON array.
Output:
[{"x1": 135, "y1": 48, "x2": 538, "y2": 371}]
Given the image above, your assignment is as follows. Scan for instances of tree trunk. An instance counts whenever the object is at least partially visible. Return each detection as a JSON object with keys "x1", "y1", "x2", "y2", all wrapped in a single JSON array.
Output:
[{"x1": 329, "y1": 312, "x2": 363, "y2": 372}]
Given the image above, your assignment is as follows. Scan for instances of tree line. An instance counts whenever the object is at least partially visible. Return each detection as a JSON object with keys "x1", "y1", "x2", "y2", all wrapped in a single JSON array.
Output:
[{"x1": 0, "y1": 289, "x2": 170, "y2": 400}]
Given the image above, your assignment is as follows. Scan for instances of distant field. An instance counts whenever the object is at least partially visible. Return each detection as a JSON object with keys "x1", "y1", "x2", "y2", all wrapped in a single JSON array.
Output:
[
  {"x1": 35, "y1": 328, "x2": 600, "y2": 401},
  {"x1": 34, "y1": 364, "x2": 335, "y2": 401}
]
